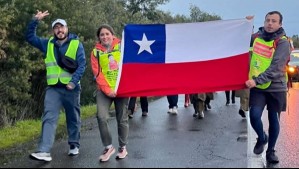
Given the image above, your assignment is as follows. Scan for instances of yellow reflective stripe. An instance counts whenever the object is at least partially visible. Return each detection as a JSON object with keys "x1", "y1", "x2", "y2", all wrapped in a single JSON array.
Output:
[
  {"x1": 60, "y1": 72, "x2": 72, "y2": 78},
  {"x1": 46, "y1": 62, "x2": 58, "y2": 67},
  {"x1": 47, "y1": 72, "x2": 72, "y2": 78},
  {"x1": 47, "y1": 74, "x2": 59, "y2": 79}
]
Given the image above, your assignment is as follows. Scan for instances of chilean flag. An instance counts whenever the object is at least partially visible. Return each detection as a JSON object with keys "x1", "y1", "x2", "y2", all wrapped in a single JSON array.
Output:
[{"x1": 116, "y1": 19, "x2": 253, "y2": 97}]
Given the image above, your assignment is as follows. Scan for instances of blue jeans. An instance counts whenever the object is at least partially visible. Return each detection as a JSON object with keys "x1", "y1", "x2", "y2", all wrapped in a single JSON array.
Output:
[
  {"x1": 167, "y1": 95, "x2": 178, "y2": 108},
  {"x1": 38, "y1": 86, "x2": 81, "y2": 152},
  {"x1": 249, "y1": 90, "x2": 286, "y2": 151}
]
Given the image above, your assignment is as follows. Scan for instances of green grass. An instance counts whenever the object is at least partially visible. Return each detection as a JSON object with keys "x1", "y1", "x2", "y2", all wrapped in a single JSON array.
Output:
[
  {"x1": 0, "y1": 120, "x2": 41, "y2": 149},
  {"x1": 0, "y1": 104, "x2": 97, "y2": 150}
]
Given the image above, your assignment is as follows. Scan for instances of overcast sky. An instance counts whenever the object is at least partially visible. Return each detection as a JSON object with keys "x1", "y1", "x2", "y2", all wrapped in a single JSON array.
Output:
[{"x1": 159, "y1": 0, "x2": 298, "y2": 36}]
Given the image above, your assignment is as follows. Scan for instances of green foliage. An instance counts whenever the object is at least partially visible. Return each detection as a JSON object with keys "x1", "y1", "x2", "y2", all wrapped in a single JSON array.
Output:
[
  {"x1": 292, "y1": 35, "x2": 299, "y2": 48},
  {"x1": 118, "y1": 0, "x2": 170, "y2": 21},
  {"x1": 189, "y1": 5, "x2": 221, "y2": 22}
]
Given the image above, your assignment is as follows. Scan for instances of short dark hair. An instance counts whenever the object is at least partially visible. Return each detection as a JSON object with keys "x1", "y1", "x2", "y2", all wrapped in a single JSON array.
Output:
[
  {"x1": 265, "y1": 11, "x2": 283, "y2": 24},
  {"x1": 96, "y1": 24, "x2": 115, "y2": 37}
]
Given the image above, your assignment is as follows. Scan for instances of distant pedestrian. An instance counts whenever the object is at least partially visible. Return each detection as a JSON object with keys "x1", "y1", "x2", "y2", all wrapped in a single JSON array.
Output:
[
  {"x1": 191, "y1": 93, "x2": 205, "y2": 119},
  {"x1": 167, "y1": 95, "x2": 179, "y2": 115},
  {"x1": 225, "y1": 90, "x2": 235, "y2": 105},
  {"x1": 235, "y1": 89, "x2": 249, "y2": 118},
  {"x1": 204, "y1": 92, "x2": 214, "y2": 111},
  {"x1": 128, "y1": 97, "x2": 149, "y2": 118},
  {"x1": 191, "y1": 92, "x2": 213, "y2": 118},
  {"x1": 184, "y1": 94, "x2": 191, "y2": 107}
]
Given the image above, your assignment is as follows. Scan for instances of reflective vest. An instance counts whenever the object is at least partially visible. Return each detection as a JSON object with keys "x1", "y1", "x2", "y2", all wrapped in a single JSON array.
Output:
[
  {"x1": 249, "y1": 36, "x2": 287, "y2": 89},
  {"x1": 45, "y1": 37, "x2": 79, "y2": 85},
  {"x1": 93, "y1": 44, "x2": 121, "y2": 91}
]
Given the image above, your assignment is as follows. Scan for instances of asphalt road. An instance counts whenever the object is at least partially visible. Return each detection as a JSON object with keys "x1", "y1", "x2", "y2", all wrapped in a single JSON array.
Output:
[
  {"x1": 264, "y1": 86, "x2": 299, "y2": 168},
  {"x1": 2, "y1": 85, "x2": 299, "y2": 168}
]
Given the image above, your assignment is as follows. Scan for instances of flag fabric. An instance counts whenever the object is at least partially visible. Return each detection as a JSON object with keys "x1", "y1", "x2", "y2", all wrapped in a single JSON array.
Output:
[{"x1": 116, "y1": 19, "x2": 253, "y2": 97}]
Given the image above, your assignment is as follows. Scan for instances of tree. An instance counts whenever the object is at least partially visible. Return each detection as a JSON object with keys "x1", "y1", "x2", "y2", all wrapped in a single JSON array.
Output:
[
  {"x1": 0, "y1": 3, "x2": 14, "y2": 126},
  {"x1": 118, "y1": 0, "x2": 169, "y2": 21},
  {"x1": 189, "y1": 5, "x2": 221, "y2": 22},
  {"x1": 292, "y1": 35, "x2": 299, "y2": 48}
]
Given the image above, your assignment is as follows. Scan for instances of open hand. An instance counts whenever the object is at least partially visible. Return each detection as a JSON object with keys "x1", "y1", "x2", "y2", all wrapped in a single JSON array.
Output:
[
  {"x1": 34, "y1": 10, "x2": 50, "y2": 21},
  {"x1": 245, "y1": 79, "x2": 256, "y2": 88},
  {"x1": 107, "y1": 91, "x2": 117, "y2": 98}
]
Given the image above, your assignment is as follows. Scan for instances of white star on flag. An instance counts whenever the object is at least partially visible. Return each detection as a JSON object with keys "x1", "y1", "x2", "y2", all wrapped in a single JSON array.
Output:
[{"x1": 134, "y1": 33, "x2": 155, "y2": 54}]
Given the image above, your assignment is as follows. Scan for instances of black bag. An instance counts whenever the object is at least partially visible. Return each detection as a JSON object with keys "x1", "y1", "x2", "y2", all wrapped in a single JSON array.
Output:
[
  {"x1": 55, "y1": 46, "x2": 78, "y2": 73},
  {"x1": 60, "y1": 55, "x2": 78, "y2": 73}
]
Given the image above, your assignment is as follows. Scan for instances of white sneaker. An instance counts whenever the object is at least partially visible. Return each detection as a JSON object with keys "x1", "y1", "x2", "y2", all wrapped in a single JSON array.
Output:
[
  {"x1": 68, "y1": 146, "x2": 79, "y2": 156},
  {"x1": 30, "y1": 152, "x2": 52, "y2": 162},
  {"x1": 172, "y1": 107, "x2": 178, "y2": 115},
  {"x1": 167, "y1": 108, "x2": 173, "y2": 114},
  {"x1": 198, "y1": 111, "x2": 204, "y2": 119}
]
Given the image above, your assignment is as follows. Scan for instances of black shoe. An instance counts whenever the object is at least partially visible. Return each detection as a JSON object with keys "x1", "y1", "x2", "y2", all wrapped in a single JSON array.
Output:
[
  {"x1": 207, "y1": 104, "x2": 211, "y2": 110},
  {"x1": 193, "y1": 112, "x2": 198, "y2": 117},
  {"x1": 226, "y1": 101, "x2": 230, "y2": 106},
  {"x1": 266, "y1": 150, "x2": 279, "y2": 164},
  {"x1": 253, "y1": 133, "x2": 268, "y2": 155},
  {"x1": 238, "y1": 109, "x2": 246, "y2": 118},
  {"x1": 232, "y1": 100, "x2": 235, "y2": 104}
]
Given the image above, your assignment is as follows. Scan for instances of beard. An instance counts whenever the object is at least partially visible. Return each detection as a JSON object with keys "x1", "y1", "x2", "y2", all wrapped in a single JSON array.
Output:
[{"x1": 54, "y1": 32, "x2": 68, "y2": 40}]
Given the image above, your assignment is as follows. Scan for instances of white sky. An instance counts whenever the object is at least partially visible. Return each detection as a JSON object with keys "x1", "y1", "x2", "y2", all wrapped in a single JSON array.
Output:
[{"x1": 159, "y1": 0, "x2": 299, "y2": 36}]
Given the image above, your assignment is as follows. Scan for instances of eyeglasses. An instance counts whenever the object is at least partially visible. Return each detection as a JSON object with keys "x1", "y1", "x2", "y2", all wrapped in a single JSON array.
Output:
[{"x1": 53, "y1": 25, "x2": 66, "y2": 30}]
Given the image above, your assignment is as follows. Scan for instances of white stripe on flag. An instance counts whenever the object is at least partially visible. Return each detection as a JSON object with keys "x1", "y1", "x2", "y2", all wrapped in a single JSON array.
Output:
[{"x1": 165, "y1": 19, "x2": 253, "y2": 63}]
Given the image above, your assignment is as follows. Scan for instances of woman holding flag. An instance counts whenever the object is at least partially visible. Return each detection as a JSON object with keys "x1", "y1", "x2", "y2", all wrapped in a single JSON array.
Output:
[{"x1": 91, "y1": 24, "x2": 129, "y2": 162}]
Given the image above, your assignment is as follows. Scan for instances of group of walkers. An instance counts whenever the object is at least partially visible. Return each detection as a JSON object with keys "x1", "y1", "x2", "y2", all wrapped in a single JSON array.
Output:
[{"x1": 25, "y1": 9, "x2": 290, "y2": 165}]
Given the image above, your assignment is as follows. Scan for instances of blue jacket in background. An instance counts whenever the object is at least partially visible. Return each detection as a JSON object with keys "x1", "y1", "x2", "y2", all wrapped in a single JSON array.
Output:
[{"x1": 26, "y1": 19, "x2": 86, "y2": 87}]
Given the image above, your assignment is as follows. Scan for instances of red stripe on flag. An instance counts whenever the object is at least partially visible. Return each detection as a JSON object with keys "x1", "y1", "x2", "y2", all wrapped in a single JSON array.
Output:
[{"x1": 117, "y1": 53, "x2": 249, "y2": 97}]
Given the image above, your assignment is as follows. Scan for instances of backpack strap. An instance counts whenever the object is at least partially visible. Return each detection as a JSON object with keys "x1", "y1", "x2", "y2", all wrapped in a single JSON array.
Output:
[
  {"x1": 252, "y1": 32, "x2": 284, "y2": 50},
  {"x1": 273, "y1": 36, "x2": 283, "y2": 49},
  {"x1": 95, "y1": 50, "x2": 101, "y2": 78}
]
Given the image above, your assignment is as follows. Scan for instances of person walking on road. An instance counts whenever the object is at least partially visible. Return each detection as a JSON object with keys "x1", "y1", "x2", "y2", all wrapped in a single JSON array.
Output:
[
  {"x1": 26, "y1": 10, "x2": 86, "y2": 162},
  {"x1": 245, "y1": 12, "x2": 290, "y2": 164},
  {"x1": 184, "y1": 94, "x2": 191, "y2": 107},
  {"x1": 191, "y1": 93, "x2": 206, "y2": 119},
  {"x1": 225, "y1": 90, "x2": 235, "y2": 105},
  {"x1": 167, "y1": 95, "x2": 179, "y2": 115},
  {"x1": 204, "y1": 92, "x2": 214, "y2": 111},
  {"x1": 235, "y1": 89, "x2": 249, "y2": 118},
  {"x1": 128, "y1": 97, "x2": 149, "y2": 118},
  {"x1": 91, "y1": 24, "x2": 129, "y2": 162}
]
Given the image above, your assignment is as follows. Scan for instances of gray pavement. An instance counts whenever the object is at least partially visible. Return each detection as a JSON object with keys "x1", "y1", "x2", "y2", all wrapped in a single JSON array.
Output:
[
  {"x1": 247, "y1": 85, "x2": 299, "y2": 168},
  {"x1": 263, "y1": 87, "x2": 299, "y2": 168},
  {"x1": 2, "y1": 92, "x2": 249, "y2": 168}
]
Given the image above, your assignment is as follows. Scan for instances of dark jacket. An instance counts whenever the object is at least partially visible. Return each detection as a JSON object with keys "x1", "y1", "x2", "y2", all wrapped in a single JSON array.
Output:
[{"x1": 251, "y1": 27, "x2": 291, "y2": 92}]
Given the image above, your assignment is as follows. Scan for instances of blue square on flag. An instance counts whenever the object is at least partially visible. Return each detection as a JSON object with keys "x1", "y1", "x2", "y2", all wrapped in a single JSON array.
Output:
[{"x1": 123, "y1": 24, "x2": 166, "y2": 64}]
